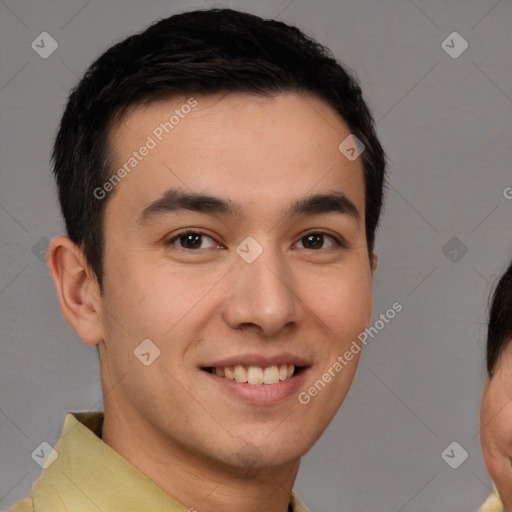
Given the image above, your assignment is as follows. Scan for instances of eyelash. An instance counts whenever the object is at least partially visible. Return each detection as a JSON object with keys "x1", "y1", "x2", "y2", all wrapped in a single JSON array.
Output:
[{"x1": 165, "y1": 229, "x2": 345, "y2": 251}]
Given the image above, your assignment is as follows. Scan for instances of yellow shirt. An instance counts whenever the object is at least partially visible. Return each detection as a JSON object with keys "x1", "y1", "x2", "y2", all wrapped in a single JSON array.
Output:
[
  {"x1": 8, "y1": 411, "x2": 309, "y2": 512},
  {"x1": 479, "y1": 489, "x2": 505, "y2": 512}
]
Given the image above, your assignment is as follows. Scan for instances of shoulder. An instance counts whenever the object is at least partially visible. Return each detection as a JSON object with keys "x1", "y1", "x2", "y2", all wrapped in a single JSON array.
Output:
[
  {"x1": 479, "y1": 490, "x2": 504, "y2": 512},
  {"x1": 7, "y1": 497, "x2": 34, "y2": 512}
]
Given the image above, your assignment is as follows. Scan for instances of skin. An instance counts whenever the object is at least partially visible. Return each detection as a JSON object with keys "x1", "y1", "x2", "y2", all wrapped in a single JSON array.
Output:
[
  {"x1": 480, "y1": 341, "x2": 512, "y2": 511},
  {"x1": 47, "y1": 92, "x2": 377, "y2": 512}
]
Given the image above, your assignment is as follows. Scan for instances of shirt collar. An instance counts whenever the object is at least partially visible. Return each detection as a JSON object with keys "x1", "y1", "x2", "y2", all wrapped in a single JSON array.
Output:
[{"x1": 31, "y1": 411, "x2": 308, "y2": 512}]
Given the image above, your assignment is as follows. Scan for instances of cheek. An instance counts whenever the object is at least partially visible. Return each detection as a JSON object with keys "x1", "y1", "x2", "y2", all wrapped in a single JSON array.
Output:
[
  {"x1": 305, "y1": 267, "x2": 372, "y2": 339},
  {"x1": 105, "y1": 257, "x2": 223, "y2": 341}
]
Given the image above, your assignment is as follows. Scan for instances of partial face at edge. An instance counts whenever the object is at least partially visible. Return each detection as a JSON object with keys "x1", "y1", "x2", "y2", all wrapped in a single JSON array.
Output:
[
  {"x1": 97, "y1": 91, "x2": 374, "y2": 470},
  {"x1": 481, "y1": 341, "x2": 512, "y2": 509}
]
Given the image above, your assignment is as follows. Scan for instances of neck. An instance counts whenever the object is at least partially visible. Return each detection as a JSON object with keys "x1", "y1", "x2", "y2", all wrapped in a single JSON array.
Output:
[{"x1": 101, "y1": 402, "x2": 300, "y2": 512}]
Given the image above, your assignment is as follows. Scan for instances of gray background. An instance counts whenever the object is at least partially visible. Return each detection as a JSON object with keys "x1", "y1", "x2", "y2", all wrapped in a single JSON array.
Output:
[{"x1": 1, "y1": 0, "x2": 511, "y2": 511}]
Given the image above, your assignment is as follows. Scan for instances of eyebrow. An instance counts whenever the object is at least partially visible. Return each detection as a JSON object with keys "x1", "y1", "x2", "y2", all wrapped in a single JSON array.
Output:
[{"x1": 137, "y1": 188, "x2": 360, "y2": 225}]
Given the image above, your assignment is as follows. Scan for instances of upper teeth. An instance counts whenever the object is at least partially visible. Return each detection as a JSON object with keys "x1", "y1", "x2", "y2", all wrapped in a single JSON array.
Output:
[{"x1": 213, "y1": 364, "x2": 294, "y2": 385}]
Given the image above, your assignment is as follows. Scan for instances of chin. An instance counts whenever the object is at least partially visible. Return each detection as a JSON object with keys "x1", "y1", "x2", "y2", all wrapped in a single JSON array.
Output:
[{"x1": 231, "y1": 434, "x2": 311, "y2": 471}]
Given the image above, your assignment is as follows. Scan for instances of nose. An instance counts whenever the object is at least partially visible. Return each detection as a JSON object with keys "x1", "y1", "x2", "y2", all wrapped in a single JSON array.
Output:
[{"x1": 222, "y1": 242, "x2": 303, "y2": 338}]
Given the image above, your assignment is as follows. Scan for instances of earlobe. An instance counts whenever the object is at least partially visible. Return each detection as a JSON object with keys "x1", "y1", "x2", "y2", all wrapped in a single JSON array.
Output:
[{"x1": 47, "y1": 235, "x2": 104, "y2": 345}]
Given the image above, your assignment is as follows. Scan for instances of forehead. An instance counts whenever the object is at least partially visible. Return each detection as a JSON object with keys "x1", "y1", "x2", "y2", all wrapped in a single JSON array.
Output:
[{"x1": 104, "y1": 91, "x2": 365, "y2": 222}]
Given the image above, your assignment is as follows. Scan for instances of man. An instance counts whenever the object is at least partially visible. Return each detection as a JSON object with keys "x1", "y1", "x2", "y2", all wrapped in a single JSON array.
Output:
[
  {"x1": 479, "y1": 260, "x2": 512, "y2": 512},
  {"x1": 9, "y1": 7, "x2": 386, "y2": 512}
]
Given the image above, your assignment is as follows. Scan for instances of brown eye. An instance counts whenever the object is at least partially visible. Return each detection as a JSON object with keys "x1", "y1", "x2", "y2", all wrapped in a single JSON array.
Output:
[
  {"x1": 166, "y1": 231, "x2": 218, "y2": 250},
  {"x1": 296, "y1": 232, "x2": 340, "y2": 250}
]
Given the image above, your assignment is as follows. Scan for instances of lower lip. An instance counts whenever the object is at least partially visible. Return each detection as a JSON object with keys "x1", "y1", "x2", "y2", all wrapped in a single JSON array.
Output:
[{"x1": 202, "y1": 368, "x2": 308, "y2": 405}]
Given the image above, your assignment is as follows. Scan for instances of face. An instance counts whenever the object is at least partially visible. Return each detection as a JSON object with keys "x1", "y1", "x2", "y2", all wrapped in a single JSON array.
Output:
[
  {"x1": 97, "y1": 91, "x2": 374, "y2": 471},
  {"x1": 480, "y1": 341, "x2": 512, "y2": 509}
]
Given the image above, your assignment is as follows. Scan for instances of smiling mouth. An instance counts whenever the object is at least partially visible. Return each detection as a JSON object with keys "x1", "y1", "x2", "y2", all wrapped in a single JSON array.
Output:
[{"x1": 203, "y1": 364, "x2": 303, "y2": 385}]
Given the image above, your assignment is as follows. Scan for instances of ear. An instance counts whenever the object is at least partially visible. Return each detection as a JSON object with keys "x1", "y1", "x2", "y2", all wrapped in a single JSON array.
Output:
[
  {"x1": 46, "y1": 235, "x2": 104, "y2": 345},
  {"x1": 370, "y1": 252, "x2": 378, "y2": 274}
]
